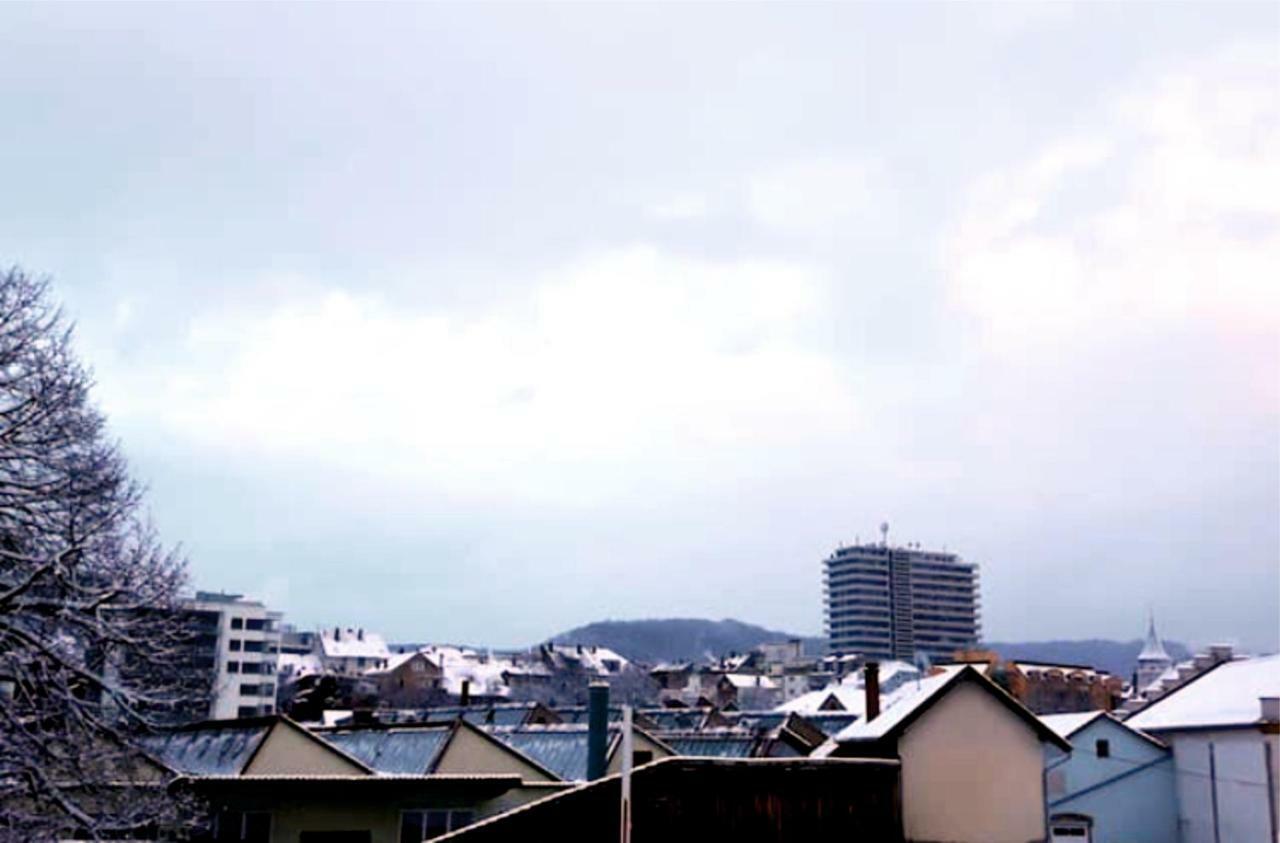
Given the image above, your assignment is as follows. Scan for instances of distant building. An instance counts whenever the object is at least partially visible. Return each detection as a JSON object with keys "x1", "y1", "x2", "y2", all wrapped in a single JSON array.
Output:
[
  {"x1": 317, "y1": 626, "x2": 391, "y2": 676},
  {"x1": 949, "y1": 650, "x2": 1125, "y2": 714},
  {"x1": 184, "y1": 591, "x2": 282, "y2": 719},
  {"x1": 1134, "y1": 612, "x2": 1174, "y2": 692},
  {"x1": 364, "y1": 650, "x2": 443, "y2": 707},
  {"x1": 823, "y1": 536, "x2": 980, "y2": 661}
]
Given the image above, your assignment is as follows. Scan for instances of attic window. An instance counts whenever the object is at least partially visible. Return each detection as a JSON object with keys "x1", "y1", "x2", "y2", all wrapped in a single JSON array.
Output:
[{"x1": 1095, "y1": 739, "x2": 1110, "y2": 758}]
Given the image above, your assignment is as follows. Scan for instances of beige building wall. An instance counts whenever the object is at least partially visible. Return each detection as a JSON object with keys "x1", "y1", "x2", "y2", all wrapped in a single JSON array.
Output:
[
  {"x1": 897, "y1": 681, "x2": 1046, "y2": 843},
  {"x1": 244, "y1": 723, "x2": 370, "y2": 776},
  {"x1": 606, "y1": 730, "x2": 673, "y2": 776},
  {"x1": 434, "y1": 725, "x2": 557, "y2": 782}
]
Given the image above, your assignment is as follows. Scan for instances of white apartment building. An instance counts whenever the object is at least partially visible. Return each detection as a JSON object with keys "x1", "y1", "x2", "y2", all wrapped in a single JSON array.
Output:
[{"x1": 185, "y1": 591, "x2": 283, "y2": 719}]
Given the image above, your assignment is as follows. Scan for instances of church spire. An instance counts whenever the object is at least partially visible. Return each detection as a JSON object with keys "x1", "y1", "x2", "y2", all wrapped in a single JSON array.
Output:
[{"x1": 1138, "y1": 610, "x2": 1171, "y2": 663}]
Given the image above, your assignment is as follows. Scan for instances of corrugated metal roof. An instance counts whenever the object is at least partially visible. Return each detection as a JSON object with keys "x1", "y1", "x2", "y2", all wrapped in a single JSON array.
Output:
[
  {"x1": 663, "y1": 735, "x2": 757, "y2": 759},
  {"x1": 803, "y1": 714, "x2": 861, "y2": 736},
  {"x1": 322, "y1": 728, "x2": 451, "y2": 774},
  {"x1": 142, "y1": 724, "x2": 270, "y2": 775},
  {"x1": 638, "y1": 710, "x2": 707, "y2": 731},
  {"x1": 491, "y1": 728, "x2": 616, "y2": 781}
]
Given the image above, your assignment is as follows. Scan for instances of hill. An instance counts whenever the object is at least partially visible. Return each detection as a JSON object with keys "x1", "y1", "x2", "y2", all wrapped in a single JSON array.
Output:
[
  {"x1": 548, "y1": 619, "x2": 1188, "y2": 678},
  {"x1": 549, "y1": 618, "x2": 823, "y2": 664}
]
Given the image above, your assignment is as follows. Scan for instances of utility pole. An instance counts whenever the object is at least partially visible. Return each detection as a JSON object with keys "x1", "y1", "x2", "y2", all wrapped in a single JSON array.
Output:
[{"x1": 620, "y1": 705, "x2": 633, "y2": 843}]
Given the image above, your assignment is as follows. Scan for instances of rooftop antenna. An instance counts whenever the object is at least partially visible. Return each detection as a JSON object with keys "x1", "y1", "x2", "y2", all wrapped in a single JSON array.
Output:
[{"x1": 880, "y1": 522, "x2": 889, "y2": 548}]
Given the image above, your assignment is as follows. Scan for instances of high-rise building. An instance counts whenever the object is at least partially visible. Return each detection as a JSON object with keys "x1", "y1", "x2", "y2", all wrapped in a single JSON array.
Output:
[
  {"x1": 823, "y1": 535, "x2": 980, "y2": 662},
  {"x1": 184, "y1": 591, "x2": 283, "y2": 719}
]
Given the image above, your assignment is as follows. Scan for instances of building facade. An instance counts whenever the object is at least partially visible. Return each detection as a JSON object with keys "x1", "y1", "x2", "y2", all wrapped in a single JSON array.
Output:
[
  {"x1": 185, "y1": 591, "x2": 283, "y2": 719},
  {"x1": 824, "y1": 540, "x2": 980, "y2": 661},
  {"x1": 1040, "y1": 711, "x2": 1178, "y2": 843}
]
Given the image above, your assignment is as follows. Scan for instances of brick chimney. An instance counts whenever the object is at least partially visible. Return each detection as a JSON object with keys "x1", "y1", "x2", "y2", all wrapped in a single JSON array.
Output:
[
  {"x1": 864, "y1": 661, "x2": 881, "y2": 722},
  {"x1": 460, "y1": 679, "x2": 471, "y2": 707}
]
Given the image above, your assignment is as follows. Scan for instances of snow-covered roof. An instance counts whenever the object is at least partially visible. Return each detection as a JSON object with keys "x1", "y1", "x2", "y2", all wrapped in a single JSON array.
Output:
[
  {"x1": 365, "y1": 650, "x2": 432, "y2": 676},
  {"x1": 546, "y1": 644, "x2": 630, "y2": 674},
  {"x1": 1127, "y1": 654, "x2": 1280, "y2": 732},
  {"x1": 319, "y1": 628, "x2": 391, "y2": 661},
  {"x1": 723, "y1": 673, "x2": 779, "y2": 689},
  {"x1": 1039, "y1": 711, "x2": 1106, "y2": 740},
  {"x1": 776, "y1": 686, "x2": 866, "y2": 714},
  {"x1": 777, "y1": 661, "x2": 924, "y2": 714},
  {"x1": 279, "y1": 652, "x2": 323, "y2": 678},
  {"x1": 833, "y1": 667, "x2": 965, "y2": 742}
]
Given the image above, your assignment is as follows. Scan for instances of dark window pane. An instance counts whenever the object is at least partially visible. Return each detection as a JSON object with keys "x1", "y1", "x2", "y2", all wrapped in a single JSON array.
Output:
[{"x1": 399, "y1": 812, "x2": 424, "y2": 843}]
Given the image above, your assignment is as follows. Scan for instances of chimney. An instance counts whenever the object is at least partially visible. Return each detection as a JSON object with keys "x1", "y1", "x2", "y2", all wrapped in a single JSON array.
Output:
[
  {"x1": 1261, "y1": 697, "x2": 1279, "y2": 724},
  {"x1": 357, "y1": 629, "x2": 364, "y2": 641},
  {"x1": 460, "y1": 679, "x2": 471, "y2": 707},
  {"x1": 1208, "y1": 644, "x2": 1234, "y2": 664},
  {"x1": 864, "y1": 662, "x2": 881, "y2": 722},
  {"x1": 587, "y1": 682, "x2": 609, "y2": 781},
  {"x1": 333, "y1": 626, "x2": 340, "y2": 640}
]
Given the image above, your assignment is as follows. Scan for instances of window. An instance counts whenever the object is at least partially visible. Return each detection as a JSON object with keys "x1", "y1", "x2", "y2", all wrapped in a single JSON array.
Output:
[
  {"x1": 400, "y1": 810, "x2": 474, "y2": 842},
  {"x1": 229, "y1": 639, "x2": 242, "y2": 651},
  {"x1": 245, "y1": 618, "x2": 270, "y2": 631},
  {"x1": 243, "y1": 640, "x2": 265, "y2": 653},
  {"x1": 230, "y1": 617, "x2": 243, "y2": 630},
  {"x1": 240, "y1": 684, "x2": 261, "y2": 696},
  {"x1": 1095, "y1": 739, "x2": 1110, "y2": 759},
  {"x1": 236, "y1": 706, "x2": 259, "y2": 718},
  {"x1": 213, "y1": 810, "x2": 270, "y2": 842},
  {"x1": 240, "y1": 662, "x2": 262, "y2": 675},
  {"x1": 227, "y1": 661, "x2": 240, "y2": 673}
]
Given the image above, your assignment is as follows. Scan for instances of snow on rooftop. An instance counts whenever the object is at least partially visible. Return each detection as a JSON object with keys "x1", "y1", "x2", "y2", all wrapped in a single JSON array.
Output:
[
  {"x1": 724, "y1": 673, "x2": 779, "y2": 689},
  {"x1": 1039, "y1": 711, "x2": 1106, "y2": 740},
  {"x1": 833, "y1": 667, "x2": 967, "y2": 742},
  {"x1": 1127, "y1": 654, "x2": 1280, "y2": 732},
  {"x1": 319, "y1": 628, "x2": 391, "y2": 660},
  {"x1": 279, "y1": 652, "x2": 323, "y2": 678}
]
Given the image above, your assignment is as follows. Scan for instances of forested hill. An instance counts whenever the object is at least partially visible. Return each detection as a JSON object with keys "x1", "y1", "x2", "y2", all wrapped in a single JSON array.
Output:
[
  {"x1": 549, "y1": 618, "x2": 1189, "y2": 678},
  {"x1": 549, "y1": 618, "x2": 823, "y2": 663}
]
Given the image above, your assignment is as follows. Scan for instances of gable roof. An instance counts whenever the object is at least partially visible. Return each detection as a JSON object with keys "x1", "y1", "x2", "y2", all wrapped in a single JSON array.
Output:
[
  {"x1": 1040, "y1": 711, "x2": 1168, "y2": 751},
  {"x1": 142, "y1": 721, "x2": 271, "y2": 776},
  {"x1": 835, "y1": 666, "x2": 1071, "y2": 751},
  {"x1": 1126, "y1": 654, "x2": 1279, "y2": 732},
  {"x1": 488, "y1": 724, "x2": 674, "y2": 781},
  {"x1": 145, "y1": 715, "x2": 375, "y2": 777},
  {"x1": 321, "y1": 725, "x2": 453, "y2": 774},
  {"x1": 1038, "y1": 711, "x2": 1106, "y2": 740},
  {"x1": 314, "y1": 718, "x2": 561, "y2": 780}
]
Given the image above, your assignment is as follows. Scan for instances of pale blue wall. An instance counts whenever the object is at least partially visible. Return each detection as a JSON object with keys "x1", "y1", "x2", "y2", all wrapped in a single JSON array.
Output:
[{"x1": 1043, "y1": 716, "x2": 1179, "y2": 843}]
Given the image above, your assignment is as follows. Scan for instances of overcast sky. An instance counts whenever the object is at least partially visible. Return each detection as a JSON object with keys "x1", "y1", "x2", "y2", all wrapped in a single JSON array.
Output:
[{"x1": 1, "y1": 2, "x2": 1276, "y2": 651}]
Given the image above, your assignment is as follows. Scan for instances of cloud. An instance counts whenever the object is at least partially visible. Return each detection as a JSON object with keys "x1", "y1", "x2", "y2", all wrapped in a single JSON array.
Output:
[
  {"x1": 101, "y1": 246, "x2": 858, "y2": 503},
  {"x1": 646, "y1": 192, "x2": 712, "y2": 222},
  {"x1": 946, "y1": 43, "x2": 1279, "y2": 388},
  {"x1": 746, "y1": 156, "x2": 895, "y2": 238}
]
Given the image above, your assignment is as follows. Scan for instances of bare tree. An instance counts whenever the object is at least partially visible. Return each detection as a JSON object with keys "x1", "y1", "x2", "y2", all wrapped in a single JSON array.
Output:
[{"x1": 0, "y1": 269, "x2": 205, "y2": 840}]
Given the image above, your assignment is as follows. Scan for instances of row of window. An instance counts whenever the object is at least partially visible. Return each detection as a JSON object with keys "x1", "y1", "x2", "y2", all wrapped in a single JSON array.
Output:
[
  {"x1": 240, "y1": 682, "x2": 276, "y2": 698},
  {"x1": 226, "y1": 661, "x2": 275, "y2": 675},
  {"x1": 228, "y1": 639, "x2": 276, "y2": 653},
  {"x1": 228, "y1": 617, "x2": 275, "y2": 632}
]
